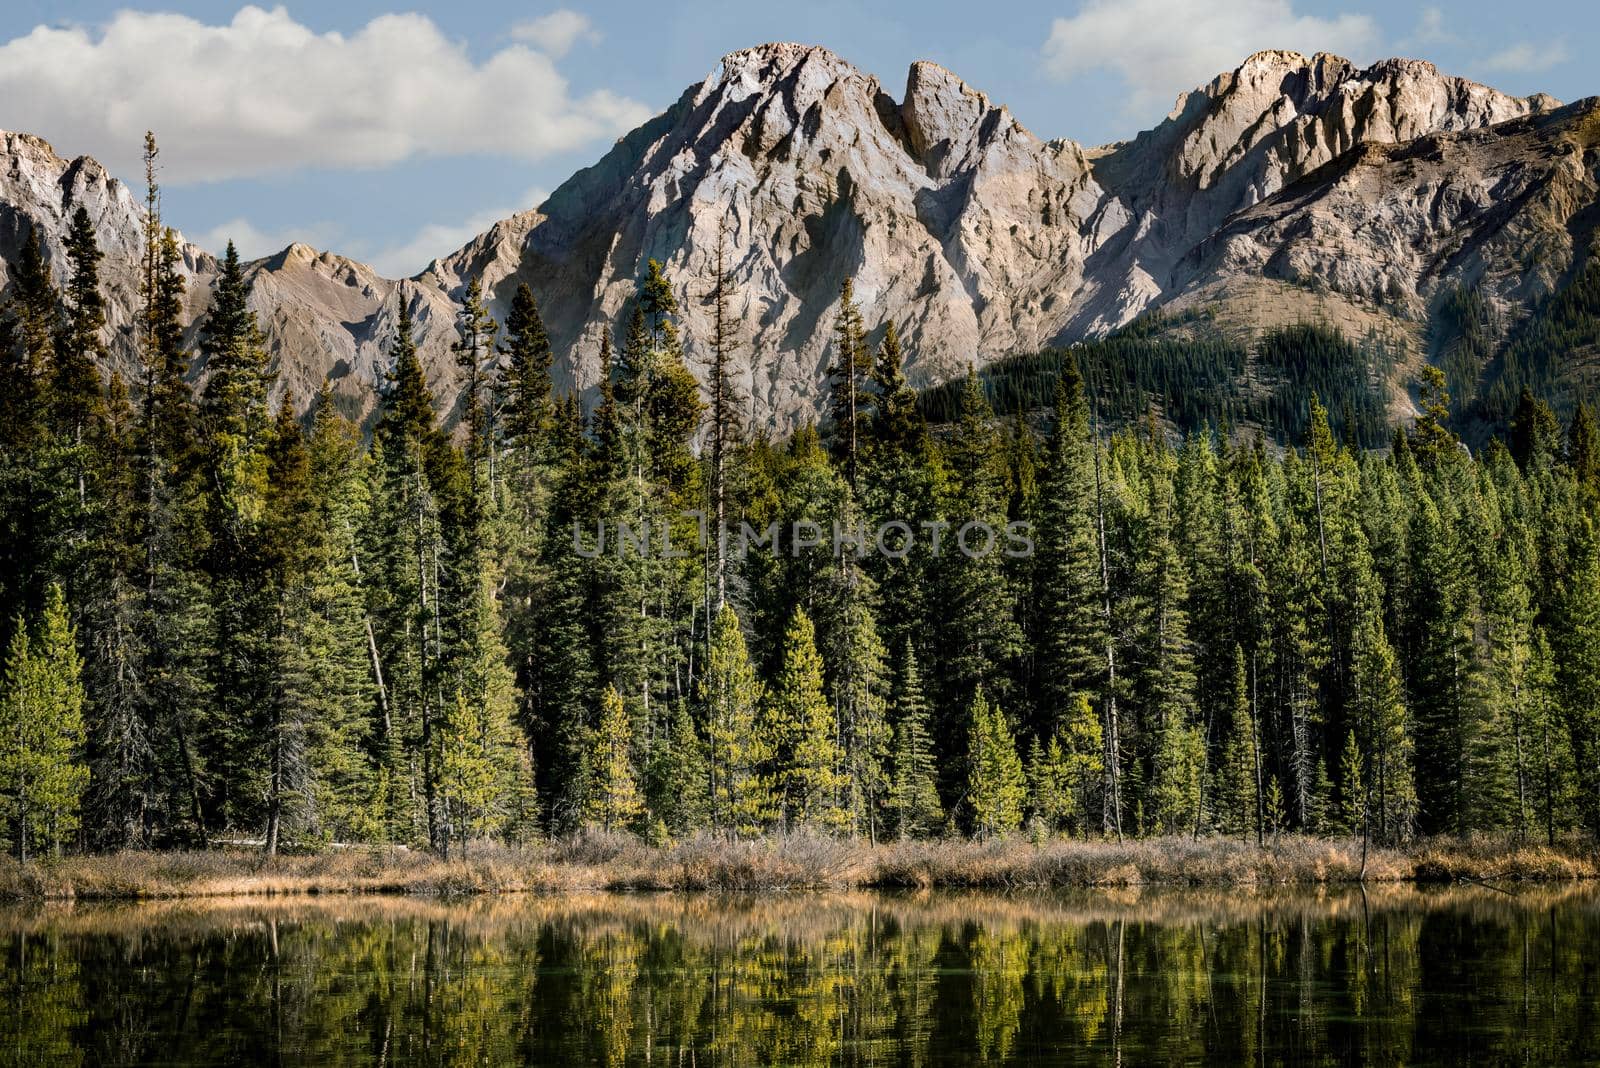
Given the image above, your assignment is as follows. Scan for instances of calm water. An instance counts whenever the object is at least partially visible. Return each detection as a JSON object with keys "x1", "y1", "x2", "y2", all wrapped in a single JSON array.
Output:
[{"x1": 2, "y1": 886, "x2": 1597, "y2": 1066}]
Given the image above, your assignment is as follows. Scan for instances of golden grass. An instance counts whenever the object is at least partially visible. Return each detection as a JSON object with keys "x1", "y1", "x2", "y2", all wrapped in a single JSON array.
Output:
[{"x1": 0, "y1": 832, "x2": 1593, "y2": 901}]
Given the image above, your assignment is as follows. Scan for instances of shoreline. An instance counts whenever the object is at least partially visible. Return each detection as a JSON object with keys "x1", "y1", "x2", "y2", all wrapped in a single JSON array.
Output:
[{"x1": 2, "y1": 833, "x2": 1595, "y2": 901}]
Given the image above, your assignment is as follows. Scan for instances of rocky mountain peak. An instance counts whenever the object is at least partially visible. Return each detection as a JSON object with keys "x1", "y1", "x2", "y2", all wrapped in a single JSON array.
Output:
[{"x1": 1, "y1": 49, "x2": 1594, "y2": 436}]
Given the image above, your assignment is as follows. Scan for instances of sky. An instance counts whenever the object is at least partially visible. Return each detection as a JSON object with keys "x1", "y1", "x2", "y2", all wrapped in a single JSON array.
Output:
[{"x1": 1, "y1": 0, "x2": 1594, "y2": 278}]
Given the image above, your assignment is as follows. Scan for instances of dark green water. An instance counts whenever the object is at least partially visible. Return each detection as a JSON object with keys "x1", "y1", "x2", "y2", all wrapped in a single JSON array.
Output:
[{"x1": 2, "y1": 886, "x2": 1596, "y2": 1066}]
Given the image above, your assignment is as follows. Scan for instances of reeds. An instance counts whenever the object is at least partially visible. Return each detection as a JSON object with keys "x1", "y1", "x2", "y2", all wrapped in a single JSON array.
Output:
[{"x1": 0, "y1": 832, "x2": 1592, "y2": 900}]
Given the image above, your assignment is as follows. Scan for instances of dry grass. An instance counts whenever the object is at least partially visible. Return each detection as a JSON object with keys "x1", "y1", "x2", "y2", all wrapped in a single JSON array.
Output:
[{"x1": 0, "y1": 832, "x2": 1593, "y2": 901}]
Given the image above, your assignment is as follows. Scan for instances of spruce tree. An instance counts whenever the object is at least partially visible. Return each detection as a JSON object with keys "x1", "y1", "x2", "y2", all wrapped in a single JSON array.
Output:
[
  {"x1": 1034, "y1": 362, "x2": 1107, "y2": 741},
  {"x1": 701, "y1": 605, "x2": 771, "y2": 837},
  {"x1": 828, "y1": 277, "x2": 869, "y2": 487},
  {"x1": 1060, "y1": 693, "x2": 1104, "y2": 838},
  {"x1": 966, "y1": 688, "x2": 1025, "y2": 839},
  {"x1": 887, "y1": 641, "x2": 943, "y2": 840},
  {"x1": 585, "y1": 684, "x2": 643, "y2": 833},
  {"x1": 0, "y1": 585, "x2": 88, "y2": 859},
  {"x1": 767, "y1": 608, "x2": 847, "y2": 831},
  {"x1": 1216, "y1": 646, "x2": 1262, "y2": 841}
]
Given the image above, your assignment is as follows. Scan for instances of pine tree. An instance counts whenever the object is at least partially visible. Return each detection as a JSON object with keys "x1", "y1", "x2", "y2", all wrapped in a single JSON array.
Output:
[
  {"x1": 369, "y1": 295, "x2": 450, "y2": 847},
  {"x1": 0, "y1": 585, "x2": 88, "y2": 859},
  {"x1": 1134, "y1": 454, "x2": 1204, "y2": 835},
  {"x1": 450, "y1": 276, "x2": 499, "y2": 494},
  {"x1": 1059, "y1": 693, "x2": 1104, "y2": 838},
  {"x1": 1217, "y1": 645, "x2": 1262, "y2": 840},
  {"x1": 703, "y1": 229, "x2": 744, "y2": 612},
  {"x1": 966, "y1": 688, "x2": 1025, "y2": 839},
  {"x1": 302, "y1": 386, "x2": 378, "y2": 843},
  {"x1": 1027, "y1": 733, "x2": 1073, "y2": 836},
  {"x1": 767, "y1": 608, "x2": 847, "y2": 831},
  {"x1": 702, "y1": 605, "x2": 771, "y2": 837},
  {"x1": 585, "y1": 684, "x2": 643, "y2": 833},
  {"x1": 1034, "y1": 361, "x2": 1107, "y2": 741},
  {"x1": 1568, "y1": 403, "x2": 1599, "y2": 489},
  {"x1": 832, "y1": 579, "x2": 891, "y2": 841},
  {"x1": 56, "y1": 207, "x2": 107, "y2": 455},
  {"x1": 439, "y1": 691, "x2": 510, "y2": 851},
  {"x1": 828, "y1": 277, "x2": 869, "y2": 487},
  {"x1": 1524, "y1": 630, "x2": 1577, "y2": 845},
  {"x1": 1550, "y1": 517, "x2": 1600, "y2": 835},
  {"x1": 0, "y1": 226, "x2": 59, "y2": 634},
  {"x1": 499, "y1": 283, "x2": 554, "y2": 464},
  {"x1": 135, "y1": 204, "x2": 212, "y2": 844},
  {"x1": 887, "y1": 641, "x2": 943, "y2": 840},
  {"x1": 1338, "y1": 729, "x2": 1365, "y2": 835},
  {"x1": 867, "y1": 321, "x2": 923, "y2": 453},
  {"x1": 644, "y1": 700, "x2": 709, "y2": 839},
  {"x1": 937, "y1": 370, "x2": 1022, "y2": 730}
]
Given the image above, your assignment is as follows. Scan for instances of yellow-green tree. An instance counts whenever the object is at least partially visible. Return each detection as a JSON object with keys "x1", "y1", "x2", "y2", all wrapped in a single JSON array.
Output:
[
  {"x1": 702, "y1": 605, "x2": 771, "y2": 836},
  {"x1": 1061, "y1": 693, "x2": 1104, "y2": 838},
  {"x1": 586, "y1": 684, "x2": 644, "y2": 833},
  {"x1": 966, "y1": 688, "x2": 1024, "y2": 839},
  {"x1": 438, "y1": 692, "x2": 507, "y2": 852},
  {"x1": 0, "y1": 585, "x2": 88, "y2": 859},
  {"x1": 767, "y1": 609, "x2": 847, "y2": 831},
  {"x1": 1027, "y1": 733, "x2": 1073, "y2": 835}
]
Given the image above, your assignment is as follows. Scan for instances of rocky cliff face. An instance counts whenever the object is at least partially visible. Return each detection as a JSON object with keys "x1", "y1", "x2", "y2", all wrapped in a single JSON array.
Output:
[{"x1": 2, "y1": 46, "x2": 1594, "y2": 431}]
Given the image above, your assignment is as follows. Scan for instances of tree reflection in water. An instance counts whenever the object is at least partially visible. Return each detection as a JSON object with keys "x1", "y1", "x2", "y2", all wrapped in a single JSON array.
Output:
[{"x1": 2, "y1": 886, "x2": 1597, "y2": 1066}]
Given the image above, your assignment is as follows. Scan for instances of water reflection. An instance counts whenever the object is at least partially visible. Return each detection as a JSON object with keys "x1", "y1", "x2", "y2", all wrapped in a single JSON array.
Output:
[{"x1": 2, "y1": 886, "x2": 1597, "y2": 1066}]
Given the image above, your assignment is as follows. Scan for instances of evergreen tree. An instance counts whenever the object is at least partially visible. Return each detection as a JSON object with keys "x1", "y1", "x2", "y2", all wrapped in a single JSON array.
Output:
[
  {"x1": 1550, "y1": 518, "x2": 1600, "y2": 835},
  {"x1": 868, "y1": 321, "x2": 923, "y2": 452},
  {"x1": 767, "y1": 608, "x2": 847, "y2": 831},
  {"x1": 1216, "y1": 646, "x2": 1262, "y2": 841},
  {"x1": 56, "y1": 206, "x2": 107, "y2": 455},
  {"x1": 828, "y1": 277, "x2": 869, "y2": 487},
  {"x1": 0, "y1": 585, "x2": 88, "y2": 859},
  {"x1": 499, "y1": 282, "x2": 554, "y2": 472},
  {"x1": 450, "y1": 276, "x2": 499, "y2": 493},
  {"x1": 831, "y1": 579, "x2": 891, "y2": 841},
  {"x1": 702, "y1": 605, "x2": 771, "y2": 837},
  {"x1": 966, "y1": 688, "x2": 1025, "y2": 839},
  {"x1": 1338, "y1": 729, "x2": 1365, "y2": 835},
  {"x1": 887, "y1": 642, "x2": 943, "y2": 840},
  {"x1": 1034, "y1": 362, "x2": 1107, "y2": 741},
  {"x1": 1027, "y1": 733, "x2": 1074, "y2": 836},
  {"x1": 0, "y1": 227, "x2": 59, "y2": 633},
  {"x1": 644, "y1": 700, "x2": 709, "y2": 839},
  {"x1": 585, "y1": 684, "x2": 644, "y2": 833}
]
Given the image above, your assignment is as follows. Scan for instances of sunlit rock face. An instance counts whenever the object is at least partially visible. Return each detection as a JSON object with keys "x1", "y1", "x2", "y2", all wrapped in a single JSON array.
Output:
[{"x1": 5, "y1": 46, "x2": 1590, "y2": 433}]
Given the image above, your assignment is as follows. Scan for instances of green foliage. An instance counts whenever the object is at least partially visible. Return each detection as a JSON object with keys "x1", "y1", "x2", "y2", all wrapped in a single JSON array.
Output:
[
  {"x1": 584, "y1": 685, "x2": 643, "y2": 833},
  {"x1": 766, "y1": 609, "x2": 847, "y2": 832},
  {"x1": 966, "y1": 688, "x2": 1026, "y2": 839},
  {"x1": 887, "y1": 642, "x2": 943, "y2": 840},
  {"x1": 702, "y1": 606, "x2": 772, "y2": 837},
  {"x1": 9, "y1": 215, "x2": 1600, "y2": 861},
  {"x1": 0, "y1": 586, "x2": 88, "y2": 858}
]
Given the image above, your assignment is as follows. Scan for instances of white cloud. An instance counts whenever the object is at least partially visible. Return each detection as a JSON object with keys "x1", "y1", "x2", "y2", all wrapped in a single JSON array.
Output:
[
  {"x1": 1481, "y1": 40, "x2": 1570, "y2": 73},
  {"x1": 510, "y1": 10, "x2": 598, "y2": 59},
  {"x1": 363, "y1": 187, "x2": 548, "y2": 278},
  {"x1": 1041, "y1": 0, "x2": 1381, "y2": 115},
  {"x1": 0, "y1": 6, "x2": 650, "y2": 183},
  {"x1": 193, "y1": 217, "x2": 340, "y2": 261},
  {"x1": 1405, "y1": 6, "x2": 1458, "y2": 47}
]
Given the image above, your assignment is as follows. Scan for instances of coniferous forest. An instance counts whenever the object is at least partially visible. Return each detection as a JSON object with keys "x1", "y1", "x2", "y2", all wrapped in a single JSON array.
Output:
[{"x1": 5, "y1": 171, "x2": 1600, "y2": 864}]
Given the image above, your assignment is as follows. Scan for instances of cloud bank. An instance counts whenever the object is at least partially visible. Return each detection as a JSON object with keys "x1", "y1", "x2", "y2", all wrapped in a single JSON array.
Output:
[{"x1": 0, "y1": 5, "x2": 649, "y2": 183}]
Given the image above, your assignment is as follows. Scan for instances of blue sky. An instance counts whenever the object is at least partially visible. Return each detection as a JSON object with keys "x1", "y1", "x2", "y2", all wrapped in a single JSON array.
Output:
[{"x1": 1, "y1": 1, "x2": 1593, "y2": 277}]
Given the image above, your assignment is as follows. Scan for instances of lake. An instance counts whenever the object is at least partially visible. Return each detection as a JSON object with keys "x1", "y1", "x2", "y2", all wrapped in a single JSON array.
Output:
[{"x1": 2, "y1": 886, "x2": 1596, "y2": 1065}]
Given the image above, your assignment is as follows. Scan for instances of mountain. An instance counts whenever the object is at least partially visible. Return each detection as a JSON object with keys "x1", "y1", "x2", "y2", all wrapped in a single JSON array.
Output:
[{"x1": 2, "y1": 45, "x2": 1596, "y2": 432}]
